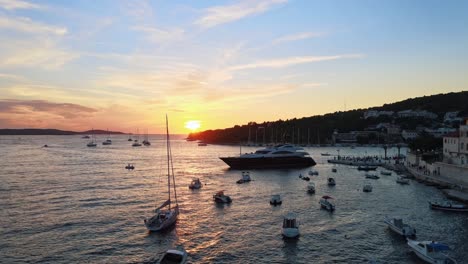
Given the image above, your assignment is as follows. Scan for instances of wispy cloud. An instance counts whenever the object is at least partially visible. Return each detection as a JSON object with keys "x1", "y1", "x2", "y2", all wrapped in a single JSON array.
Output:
[
  {"x1": 273, "y1": 32, "x2": 324, "y2": 44},
  {"x1": 0, "y1": 0, "x2": 41, "y2": 10},
  {"x1": 195, "y1": 0, "x2": 287, "y2": 28},
  {"x1": 0, "y1": 38, "x2": 78, "y2": 69},
  {"x1": 0, "y1": 15, "x2": 67, "y2": 35},
  {"x1": 132, "y1": 26, "x2": 184, "y2": 43},
  {"x1": 229, "y1": 54, "x2": 363, "y2": 71},
  {"x1": 0, "y1": 99, "x2": 97, "y2": 119}
]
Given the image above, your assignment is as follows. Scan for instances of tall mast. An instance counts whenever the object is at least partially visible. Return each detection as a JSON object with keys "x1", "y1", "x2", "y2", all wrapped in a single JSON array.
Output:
[{"x1": 166, "y1": 115, "x2": 171, "y2": 210}]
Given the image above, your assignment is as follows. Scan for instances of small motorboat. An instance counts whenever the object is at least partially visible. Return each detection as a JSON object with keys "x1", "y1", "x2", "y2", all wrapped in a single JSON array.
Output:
[
  {"x1": 188, "y1": 178, "x2": 202, "y2": 189},
  {"x1": 270, "y1": 194, "x2": 282, "y2": 205},
  {"x1": 358, "y1": 166, "x2": 378, "y2": 171},
  {"x1": 198, "y1": 142, "x2": 207, "y2": 146},
  {"x1": 365, "y1": 173, "x2": 380, "y2": 179},
  {"x1": 308, "y1": 170, "x2": 319, "y2": 176},
  {"x1": 380, "y1": 171, "x2": 392, "y2": 176},
  {"x1": 236, "y1": 171, "x2": 252, "y2": 184},
  {"x1": 396, "y1": 177, "x2": 410, "y2": 185},
  {"x1": 384, "y1": 217, "x2": 416, "y2": 237},
  {"x1": 82, "y1": 135, "x2": 90, "y2": 139},
  {"x1": 213, "y1": 191, "x2": 232, "y2": 203},
  {"x1": 157, "y1": 247, "x2": 188, "y2": 264},
  {"x1": 332, "y1": 168, "x2": 337, "y2": 173},
  {"x1": 319, "y1": 195, "x2": 335, "y2": 211},
  {"x1": 282, "y1": 213, "x2": 299, "y2": 238},
  {"x1": 102, "y1": 139, "x2": 112, "y2": 145},
  {"x1": 307, "y1": 182, "x2": 316, "y2": 194},
  {"x1": 302, "y1": 176, "x2": 310, "y2": 181},
  {"x1": 327, "y1": 177, "x2": 336, "y2": 186},
  {"x1": 142, "y1": 140, "x2": 151, "y2": 146},
  {"x1": 407, "y1": 240, "x2": 457, "y2": 264},
  {"x1": 125, "y1": 163, "x2": 135, "y2": 170},
  {"x1": 43, "y1": 144, "x2": 48, "y2": 148},
  {"x1": 363, "y1": 184, "x2": 373, "y2": 192},
  {"x1": 429, "y1": 201, "x2": 468, "y2": 212}
]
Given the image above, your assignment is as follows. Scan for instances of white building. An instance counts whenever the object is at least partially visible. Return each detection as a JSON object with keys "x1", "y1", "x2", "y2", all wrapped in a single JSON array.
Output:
[
  {"x1": 363, "y1": 110, "x2": 394, "y2": 119},
  {"x1": 424, "y1": 127, "x2": 457, "y2": 138},
  {"x1": 397, "y1": 110, "x2": 438, "y2": 119},
  {"x1": 402, "y1": 130, "x2": 418, "y2": 140},
  {"x1": 443, "y1": 119, "x2": 468, "y2": 166}
]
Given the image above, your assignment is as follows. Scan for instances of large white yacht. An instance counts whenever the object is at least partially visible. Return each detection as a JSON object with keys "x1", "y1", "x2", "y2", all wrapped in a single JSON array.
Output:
[{"x1": 220, "y1": 144, "x2": 316, "y2": 169}]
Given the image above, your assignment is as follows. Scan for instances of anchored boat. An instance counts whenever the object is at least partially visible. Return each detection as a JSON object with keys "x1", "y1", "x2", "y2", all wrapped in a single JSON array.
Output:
[
  {"x1": 384, "y1": 217, "x2": 416, "y2": 237},
  {"x1": 429, "y1": 201, "x2": 468, "y2": 212},
  {"x1": 407, "y1": 240, "x2": 457, "y2": 264}
]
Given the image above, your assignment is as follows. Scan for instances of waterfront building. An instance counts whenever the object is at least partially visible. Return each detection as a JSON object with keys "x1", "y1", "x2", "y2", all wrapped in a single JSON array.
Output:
[
  {"x1": 443, "y1": 119, "x2": 468, "y2": 166},
  {"x1": 397, "y1": 110, "x2": 438, "y2": 119}
]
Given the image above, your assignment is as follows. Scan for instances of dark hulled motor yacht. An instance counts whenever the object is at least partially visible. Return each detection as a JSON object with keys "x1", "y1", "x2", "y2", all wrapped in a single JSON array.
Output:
[{"x1": 220, "y1": 144, "x2": 316, "y2": 169}]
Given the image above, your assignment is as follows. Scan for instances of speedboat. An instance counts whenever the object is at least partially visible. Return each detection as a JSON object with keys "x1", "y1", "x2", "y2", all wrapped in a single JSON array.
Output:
[
  {"x1": 380, "y1": 171, "x2": 392, "y2": 176},
  {"x1": 219, "y1": 144, "x2": 316, "y2": 169},
  {"x1": 363, "y1": 184, "x2": 373, "y2": 192},
  {"x1": 327, "y1": 177, "x2": 336, "y2": 186},
  {"x1": 358, "y1": 166, "x2": 378, "y2": 171},
  {"x1": 270, "y1": 194, "x2": 282, "y2": 205},
  {"x1": 188, "y1": 178, "x2": 202, "y2": 189},
  {"x1": 429, "y1": 201, "x2": 468, "y2": 212},
  {"x1": 213, "y1": 191, "x2": 232, "y2": 203},
  {"x1": 158, "y1": 247, "x2": 188, "y2": 264},
  {"x1": 319, "y1": 195, "x2": 335, "y2": 211},
  {"x1": 307, "y1": 182, "x2": 316, "y2": 194},
  {"x1": 308, "y1": 170, "x2": 319, "y2": 176},
  {"x1": 125, "y1": 164, "x2": 135, "y2": 170},
  {"x1": 236, "y1": 171, "x2": 251, "y2": 184},
  {"x1": 384, "y1": 217, "x2": 416, "y2": 237},
  {"x1": 407, "y1": 240, "x2": 457, "y2": 264},
  {"x1": 396, "y1": 177, "x2": 410, "y2": 185},
  {"x1": 282, "y1": 213, "x2": 299, "y2": 238},
  {"x1": 365, "y1": 173, "x2": 380, "y2": 179}
]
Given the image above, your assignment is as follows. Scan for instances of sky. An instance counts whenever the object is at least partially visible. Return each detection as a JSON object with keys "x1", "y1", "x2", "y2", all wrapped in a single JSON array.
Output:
[{"x1": 0, "y1": 0, "x2": 467, "y2": 133}]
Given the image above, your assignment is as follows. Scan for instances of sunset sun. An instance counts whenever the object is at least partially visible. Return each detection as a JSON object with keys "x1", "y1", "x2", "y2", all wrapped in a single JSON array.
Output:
[{"x1": 185, "y1": 120, "x2": 201, "y2": 131}]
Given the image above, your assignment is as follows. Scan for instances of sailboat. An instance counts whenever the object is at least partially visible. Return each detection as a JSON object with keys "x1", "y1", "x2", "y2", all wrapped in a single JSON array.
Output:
[
  {"x1": 144, "y1": 115, "x2": 179, "y2": 232},
  {"x1": 132, "y1": 129, "x2": 142, "y2": 147},
  {"x1": 102, "y1": 129, "x2": 112, "y2": 145},
  {"x1": 143, "y1": 129, "x2": 151, "y2": 146},
  {"x1": 87, "y1": 129, "x2": 97, "y2": 147}
]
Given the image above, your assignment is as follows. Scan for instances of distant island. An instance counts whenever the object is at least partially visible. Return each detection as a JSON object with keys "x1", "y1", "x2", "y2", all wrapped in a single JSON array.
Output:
[
  {"x1": 187, "y1": 91, "x2": 468, "y2": 145},
  {"x1": 0, "y1": 129, "x2": 125, "y2": 135}
]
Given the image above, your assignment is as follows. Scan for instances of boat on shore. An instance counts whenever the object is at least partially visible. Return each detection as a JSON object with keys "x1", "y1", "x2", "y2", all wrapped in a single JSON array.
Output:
[
  {"x1": 407, "y1": 239, "x2": 457, "y2": 264},
  {"x1": 358, "y1": 166, "x2": 378, "y2": 171},
  {"x1": 219, "y1": 144, "x2": 316, "y2": 169},
  {"x1": 319, "y1": 195, "x2": 335, "y2": 211},
  {"x1": 282, "y1": 213, "x2": 299, "y2": 238},
  {"x1": 384, "y1": 217, "x2": 416, "y2": 237},
  {"x1": 429, "y1": 201, "x2": 468, "y2": 212},
  {"x1": 144, "y1": 116, "x2": 180, "y2": 232},
  {"x1": 270, "y1": 194, "x2": 282, "y2": 205}
]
